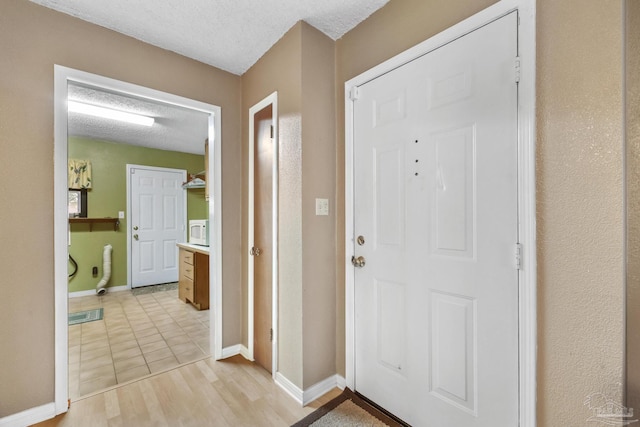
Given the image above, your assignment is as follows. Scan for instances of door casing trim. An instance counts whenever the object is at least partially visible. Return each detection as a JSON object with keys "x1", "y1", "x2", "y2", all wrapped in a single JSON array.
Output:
[
  {"x1": 53, "y1": 65, "x2": 223, "y2": 414},
  {"x1": 247, "y1": 92, "x2": 279, "y2": 376},
  {"x1": 344, "y1": 1, "x2": 536, "y2": 426}
]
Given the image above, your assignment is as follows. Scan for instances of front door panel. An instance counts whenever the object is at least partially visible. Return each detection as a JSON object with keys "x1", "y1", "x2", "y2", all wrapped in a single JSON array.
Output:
[{"x1": 353, "y1": 12, "x2": 519, "y2": 426}]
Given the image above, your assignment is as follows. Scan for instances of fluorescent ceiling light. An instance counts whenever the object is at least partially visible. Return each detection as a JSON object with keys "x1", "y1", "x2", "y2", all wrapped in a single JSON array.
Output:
[{"x1": 68, "y1": 100, "x2": 155, "y2": 127}]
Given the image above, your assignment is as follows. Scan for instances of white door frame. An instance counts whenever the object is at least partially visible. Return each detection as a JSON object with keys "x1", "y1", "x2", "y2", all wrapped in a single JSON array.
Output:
[
  {"x1": 247, "y1": 92, "x2": 279, "y2": 376},
  {"x1": 344, "y1": 1, "x2": 537, "y2": 426},
  {"x1": 126, "y1": 164, "x2": 187, "y2": 288},
  {"x1": 53, "y1": 66, "x2": 224, "y2": 415}
]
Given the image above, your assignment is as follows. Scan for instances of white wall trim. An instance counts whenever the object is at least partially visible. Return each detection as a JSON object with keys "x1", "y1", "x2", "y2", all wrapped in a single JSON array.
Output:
[
  {"x1": 54, "y1": 65, "x2": 224, "y2": 418},
  {"x1": 336, "y1": 375, "x2": 347, "y2": 390},
  {"x1": 302, "y1": 375, "x2": 346, "y2": 406},
  {"x1": 274, "y1": 373, "x2": 346, "y2": 407},
  {"x1": 209, "y1": 104, "x2": 224, "y2": 362},
  {"x1": 247, "y1": 92, "x2": 279, "y2": 376},
  {"x1": 274, "y1": 372, "x2": 304, "y2": 405},
  {"x1": 53, "y1": 65, "x2": 70, "y2": 416},
  {"x1": 221, "y1": 344, "x2": 251, "y2": 360},
  {"x1": 515, "y1": 1, "x2": 538, "y2": 424},
  {"x1": 0, "y1": 403, "x2": 56, "y2": 427},
  {"x1": 239, "y1": 344, "x2": 252, "y2": 360},
  {"x1": 343, "y1": 2, "x2": 536, "y2": 427},
  {"x1": 68, "y1": 285, "x2": 128, "y2": 298}
]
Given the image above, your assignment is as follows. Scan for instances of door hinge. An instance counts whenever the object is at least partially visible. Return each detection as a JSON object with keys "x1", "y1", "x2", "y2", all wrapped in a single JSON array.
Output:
[
  {"x1": 270, "y1": 328, "x2": 273, "y2": 342},
  {"x1": 515, "y1": 243, "x2": 523, "y2": 270},
  {"x1": 350, "y1": 86, "x2": 360, "y2": 101},
  {"x1": 515, "y1": 56, "x2": 521, "y2": 83},
  {"x1": 270, "y1": 125, "x2": 274, "y2": 139}
]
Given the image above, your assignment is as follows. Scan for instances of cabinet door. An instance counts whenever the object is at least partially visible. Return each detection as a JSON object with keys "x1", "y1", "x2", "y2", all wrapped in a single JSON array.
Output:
[
  {"x1": 194, "y1": 252, "x2": 210, "y2": 310},
  {"x1": 178, "y1": 249, "x2": 194, "y2": 302}
]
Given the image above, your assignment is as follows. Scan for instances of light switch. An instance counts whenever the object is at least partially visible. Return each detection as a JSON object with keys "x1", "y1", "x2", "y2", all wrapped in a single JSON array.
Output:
[
  {"x1": 315, "y1": 198, "x2": 329, "y2": 216},
  {"x1": 118, "y1": 211, "x2": 125, "y2": 219}
]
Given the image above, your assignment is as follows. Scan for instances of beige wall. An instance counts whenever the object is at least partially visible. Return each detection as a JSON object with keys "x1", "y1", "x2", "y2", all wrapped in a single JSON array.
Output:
[
  {"x1": 300, "y1": 24, "x2": 337, "y2": 389},
  {"x1": 337, "y1": 0, "x2": 625, "y2": 425},
  {"x1": 241, "y1": 22, "x2": 337, "y2": 389},
  {"x1": 536, "y1": 0, "x2": 624, "y2": 425},
  {"x1": 242, "y1": 23, "x2": 304, "y2": 386},
  {"x1": 627, "y1": 0, "x2": 640, "y2": 413},
  {"x1": 1, "y1": 0, "x2": 628, "y2": 423},
  {"x1": 0, "y1": 0, "x2": 242, "y2": 417}
]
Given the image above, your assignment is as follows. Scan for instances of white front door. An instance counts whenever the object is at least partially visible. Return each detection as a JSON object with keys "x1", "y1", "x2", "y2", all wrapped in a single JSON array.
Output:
[
  {"x1": 129, "y1": 165, "x2": 186, "y2": 288},
  {"x1": 353, "y1": 12, "x2": 519, "y2": 426}
]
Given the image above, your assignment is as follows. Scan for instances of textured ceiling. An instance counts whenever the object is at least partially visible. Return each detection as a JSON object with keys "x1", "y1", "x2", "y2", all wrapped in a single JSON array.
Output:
[
  {"x1": 30, "y1": 0, "x2": 389, "y2": 75},
  {"x1": 41, "y1": 0, "x2": 388, "y2": 153},
  {"x1": 68, "y1": 83, "x2": 210, "y2": 155}
]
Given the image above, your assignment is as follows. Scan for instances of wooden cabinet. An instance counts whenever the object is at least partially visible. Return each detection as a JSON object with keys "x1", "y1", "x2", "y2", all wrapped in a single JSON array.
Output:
[{"x1": 178, "y1": 247, "x2": 209, "y2": 310}]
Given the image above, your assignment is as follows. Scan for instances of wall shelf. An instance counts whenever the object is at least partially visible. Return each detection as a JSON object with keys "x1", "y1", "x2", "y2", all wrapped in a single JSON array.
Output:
[{"x1": 69, "y1": 217, "x2": 119, "y2": 231}]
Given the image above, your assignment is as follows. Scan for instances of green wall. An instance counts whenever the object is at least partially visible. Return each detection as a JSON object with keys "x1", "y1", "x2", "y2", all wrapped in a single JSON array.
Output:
[{"x1": 68, "y1": 137, "x2": 207, "y2": 293}]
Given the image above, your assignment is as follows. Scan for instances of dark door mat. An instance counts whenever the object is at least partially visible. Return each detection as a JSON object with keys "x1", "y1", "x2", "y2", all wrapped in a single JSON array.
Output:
[{"x1": 291, "y1": 388, "x2": 408, "y2": 427}]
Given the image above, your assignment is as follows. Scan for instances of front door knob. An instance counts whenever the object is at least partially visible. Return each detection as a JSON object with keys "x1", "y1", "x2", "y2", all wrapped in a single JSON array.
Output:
[
  {"x1": 351, "y1": 256, "x2": 366, "y2": 268},
  {"x1": 133, "y1": 234, "x2": 139, "y2": 240}
]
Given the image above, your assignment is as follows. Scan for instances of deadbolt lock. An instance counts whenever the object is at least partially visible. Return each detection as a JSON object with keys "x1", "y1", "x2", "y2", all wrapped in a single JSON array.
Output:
[{"x1": 357, "y1": 235, "x2": 365, "y2": 246}]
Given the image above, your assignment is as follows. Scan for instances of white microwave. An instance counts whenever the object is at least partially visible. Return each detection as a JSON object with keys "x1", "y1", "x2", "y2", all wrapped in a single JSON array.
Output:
[{"x1": 189, "y1": 219, "x2": 209, "y2": 246}]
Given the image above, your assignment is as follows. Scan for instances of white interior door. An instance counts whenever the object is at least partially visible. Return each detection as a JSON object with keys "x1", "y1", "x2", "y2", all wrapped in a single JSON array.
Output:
[
  {"x1": 129, "y1": 165, "x2": 186, "y2": 288},
  {"x1": 353, "y1": 12, "x2": 519, "y2": 426}
]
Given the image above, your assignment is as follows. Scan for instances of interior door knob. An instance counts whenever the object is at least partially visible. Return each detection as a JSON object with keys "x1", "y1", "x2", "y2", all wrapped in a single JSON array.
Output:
[{"x1": 250, "y1": 247, "x2": 262, "y2": 256}]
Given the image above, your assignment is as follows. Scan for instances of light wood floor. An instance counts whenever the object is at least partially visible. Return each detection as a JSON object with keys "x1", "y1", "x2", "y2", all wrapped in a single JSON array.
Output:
[{"x1": 34, "y1": 355, "x2": 341, "y2": 427}]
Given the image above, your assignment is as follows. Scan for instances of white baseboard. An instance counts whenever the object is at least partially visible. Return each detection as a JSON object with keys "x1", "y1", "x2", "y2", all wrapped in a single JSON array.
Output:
[
  {"x1": 275, "y1": 372, "x2": 303, "y2": 405},
  {"x1": 221, "y1": 344, "x2": 251, "y2": 360},
  {"x1": 302, "y1": 375, "x2": 346, "y2": 405},
  {"x1": 239, "y1": 345, "x2": 252, "y2": 360},
  {"x1": 68, "y1": 285, "x2": 128, "y2": 298},
  {"x1": 336, "y1": 375, "x2": 347, "y2": 390},
  {"x1": 0, "y1": 403, "x2": 56, "y2": 427},
  {"x1": 274, "y1": 373, "x2": 347, "y2": 406}
]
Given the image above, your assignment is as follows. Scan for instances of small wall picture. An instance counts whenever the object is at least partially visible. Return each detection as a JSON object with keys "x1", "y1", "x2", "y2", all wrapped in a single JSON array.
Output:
[{"x1": 68, "y1": 188, "x2": 87, "y2": 218}]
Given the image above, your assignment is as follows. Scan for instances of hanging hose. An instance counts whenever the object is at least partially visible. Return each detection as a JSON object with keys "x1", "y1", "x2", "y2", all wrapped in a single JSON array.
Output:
[
  {"x1": 96, "y1": 244, "x2": 112, "y2": 296},
  {"x1": 68, "y1": 254, "x2": 78, "y2": 278}
]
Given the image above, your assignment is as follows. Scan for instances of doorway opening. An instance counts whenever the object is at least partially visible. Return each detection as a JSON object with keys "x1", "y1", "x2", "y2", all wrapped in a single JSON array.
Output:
[
  {"x1": 248, "y1": 92, "x2": 279, "y2": 376},
  {"x1": 54, "y1": 66, "x2": 223, "y2": 414}
]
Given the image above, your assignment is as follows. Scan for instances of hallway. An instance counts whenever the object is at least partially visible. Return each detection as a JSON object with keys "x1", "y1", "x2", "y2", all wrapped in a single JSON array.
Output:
[
  {"x1": 37, "y1": 355, "x2": 340, "y2": 426},
  {"x1": 68, "y1": 285, "x2": 210, "y2": 399}
]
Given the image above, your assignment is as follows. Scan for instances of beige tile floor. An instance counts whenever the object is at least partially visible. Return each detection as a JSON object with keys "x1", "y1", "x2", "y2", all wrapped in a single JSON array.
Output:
[{"x1": 68, "y1": 286, "x2": 210, "y2": 399}]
